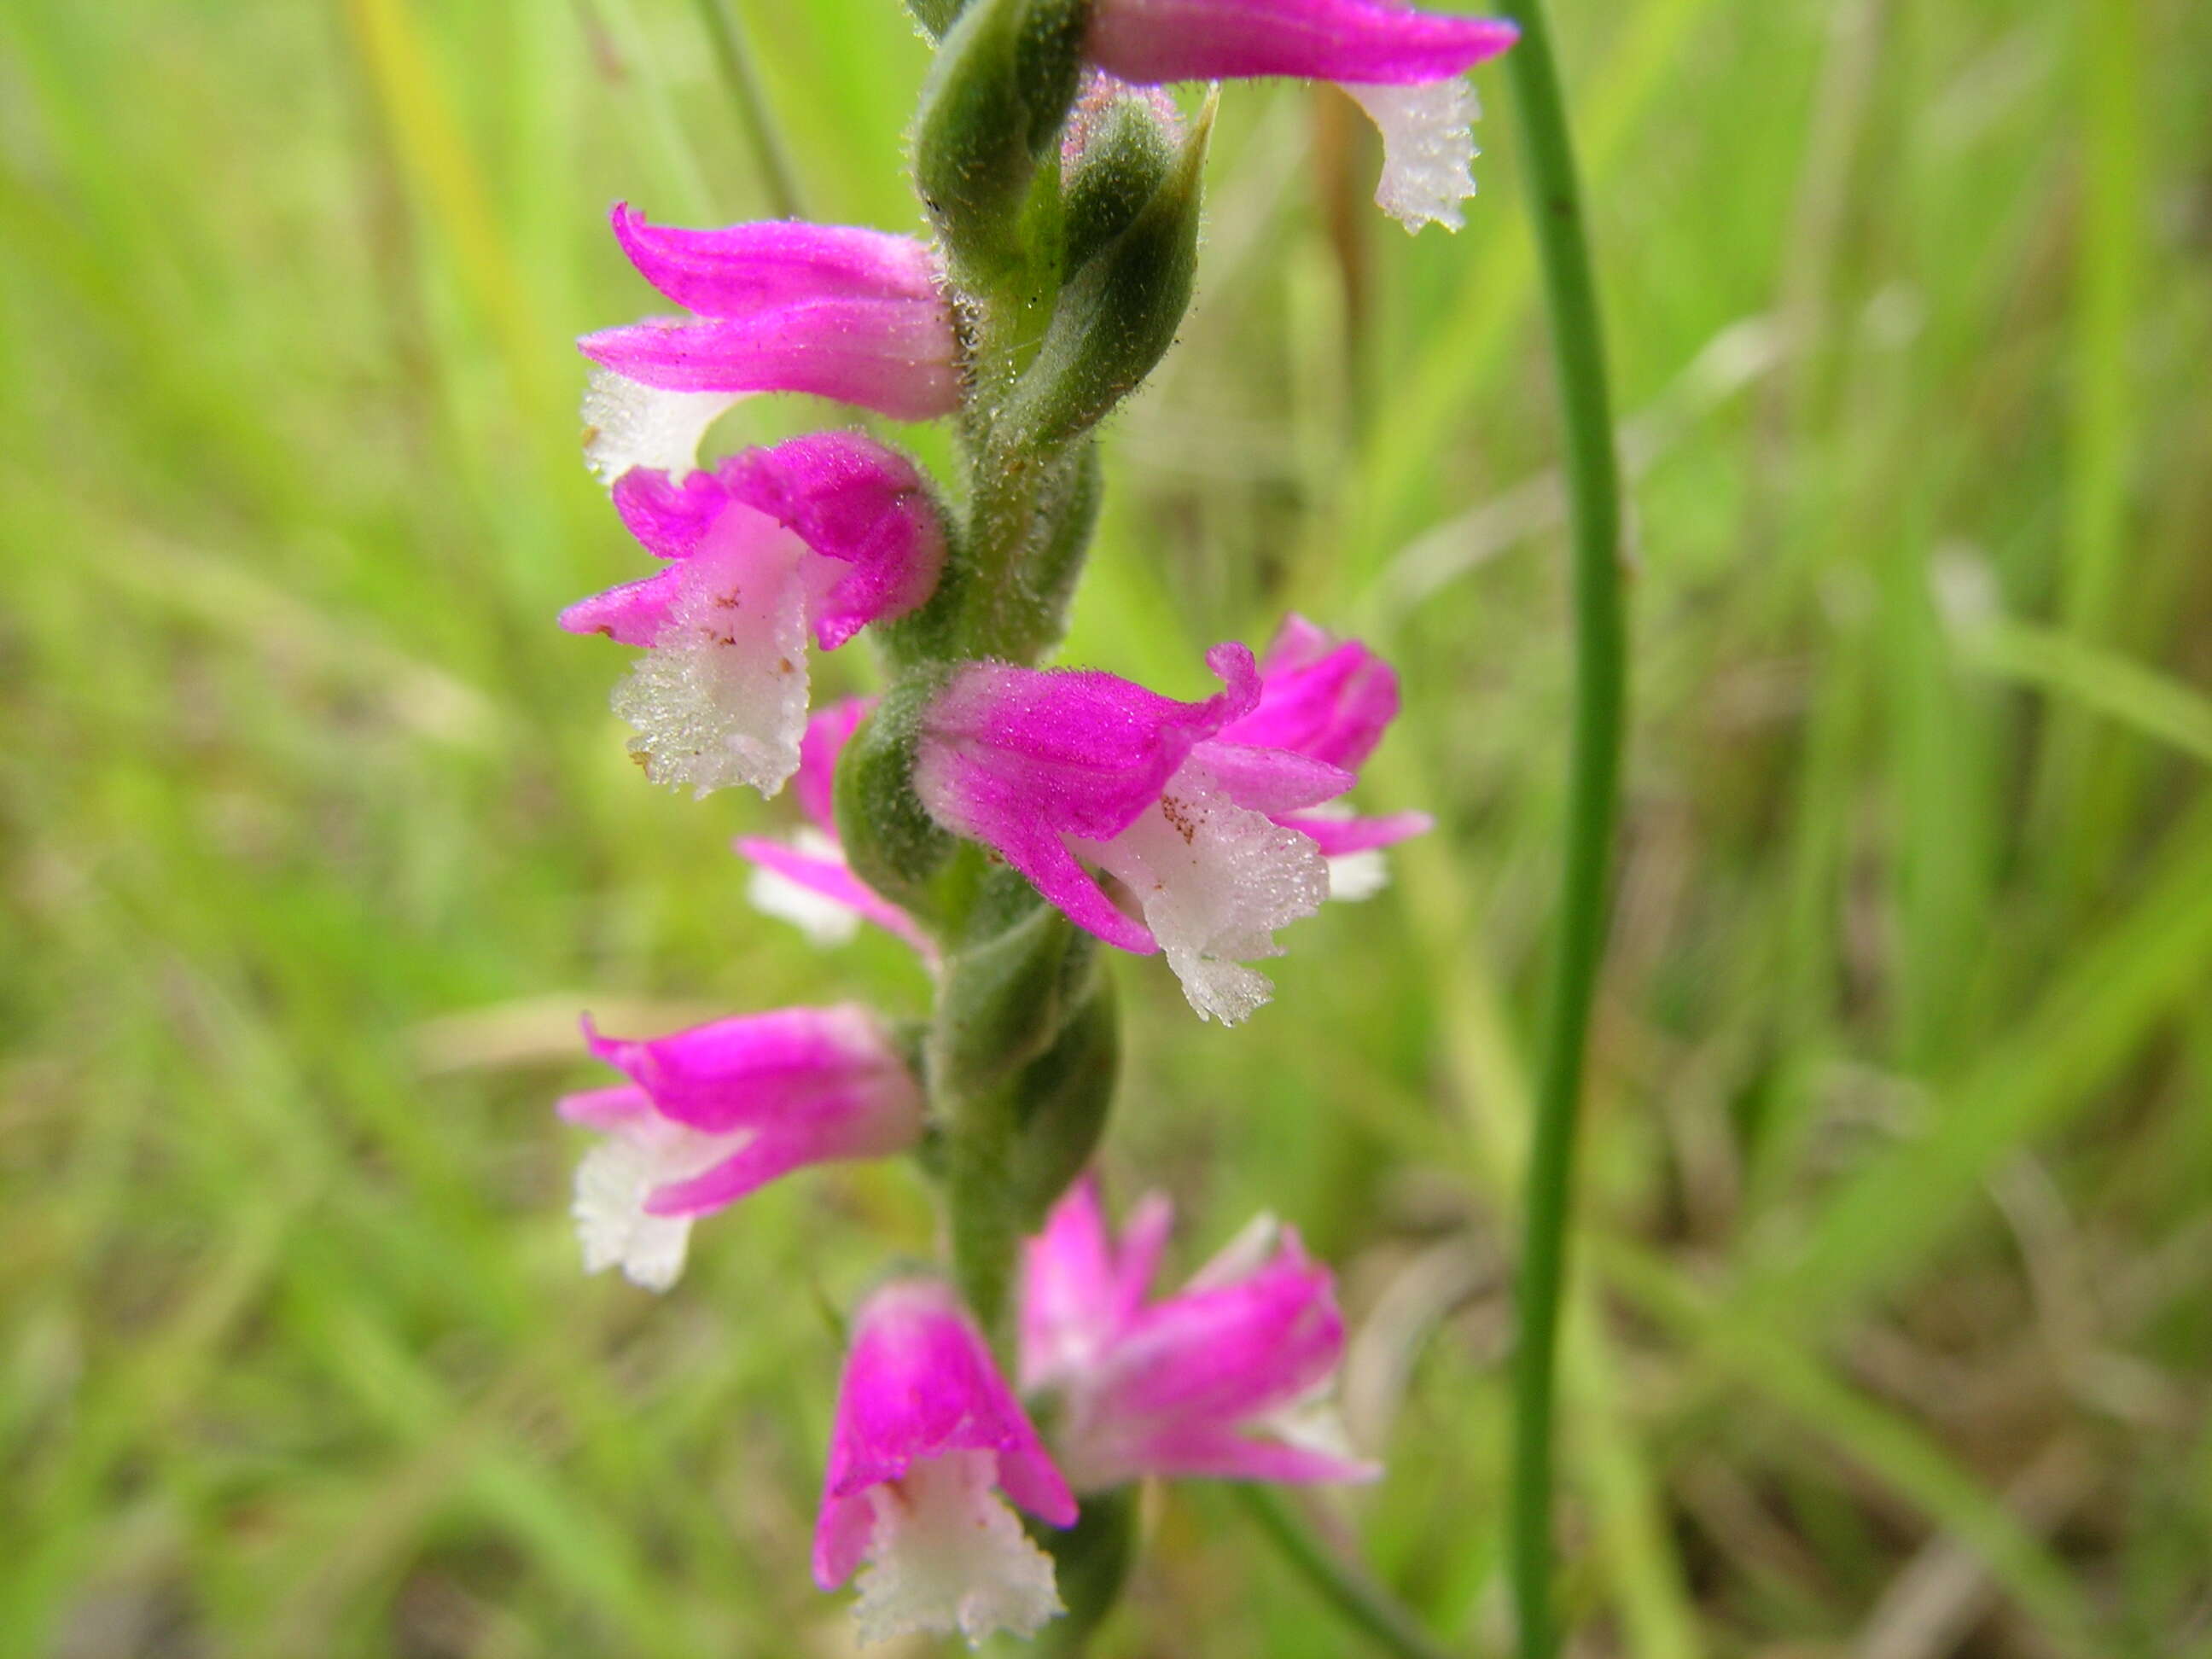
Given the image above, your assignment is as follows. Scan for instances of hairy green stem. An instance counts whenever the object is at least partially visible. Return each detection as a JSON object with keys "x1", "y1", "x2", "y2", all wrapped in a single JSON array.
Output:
[
  {"x1": 1497, "y1": 4, "x2": 1627, "y2": 1656},
  {"x1": 689, "y1": 0, "x2": 805, "y2": 218},
  {"x1": 1233, "y1": 1487, "x2": 1459, "y2": 1659}
]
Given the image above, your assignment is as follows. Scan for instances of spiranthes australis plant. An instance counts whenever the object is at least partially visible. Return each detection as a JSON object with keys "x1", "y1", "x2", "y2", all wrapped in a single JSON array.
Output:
[{"x1": 547, "y1": 0, "x2": 1624, "y2": 1650}]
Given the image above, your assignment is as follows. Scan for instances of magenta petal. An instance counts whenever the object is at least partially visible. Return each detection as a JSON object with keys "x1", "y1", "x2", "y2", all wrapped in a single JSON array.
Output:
[
  {"x1": 578, "y1": 300, "x2": 960, "y2": 422},
  {"x1": 642, "y1": 1133, "x2": 818, "y2": 1216},
  {"x1": 1219, "y1": 613, "x2": 1404, "y2": 771},
  {"x1": 610, "y1": 204, "x2": 942, "y2": 313},
  {"x1": 795, "y1": 697, "x2": 874, "y2": 836},
  {"x1": 1020, "y1": 1173, "x2": 1122, "y2": 1387},
  {"x1": 554, "y1": 1084, "x2": 655, "y2": 1130},
  {"x1": 1109, "y1": 1426, "x2": 1379, "y2": 1486},
  {"x1": 1193, "y1": 741, "x2": 1354, "y2": 814},
  {"x1": 1280, "y1": 808, "x2": 1433, "y2": 856},
  {"x1": 735, "y1": 835, "x2": 932, "y2": 953},
  {"x1": 719, "y1": 433, "x2": 947, "y2": 649},
  {"x1": 1022, "y1": 1178, "x2": 1178, "y2": 1388},
  {"x1": 610, "y1": 467, "x2": 735, "y2": 562},
  {"x1": 812, "y1": 1491, "x2": 876, "y2": 1591},
  {"x1": 579, "y1": 1005, "x2": 915, "y2": 1136},
  {"x1": 1087, "y1": 0, "x2": 1517, "y2": 87},
  {"x1": 556, "y1": 564, "x2": 685, "y2": 645},
  {"x1": 1110, "y1": 1247, "x2": 1347, "y2": 1422}
]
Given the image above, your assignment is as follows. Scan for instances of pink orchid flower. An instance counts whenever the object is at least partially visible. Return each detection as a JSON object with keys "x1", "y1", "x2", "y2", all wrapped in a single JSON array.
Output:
[
  {"x1": 578, "y1": 206, "x2": 962, "y2": 485},
  {"x1": 1021, "y1": 1174, "x2": 1377, "y2": 1492},
  {"x1": 559, "y1": 431, "x2": 945, "y2": 799},
  {"x1": 1084, "y1": 0, "x2": 1518, "y2": 232},
  {"x1": 912, "y1": 643, "x2": 1351, "y2": 1022},
  {"x1": 815, "y1": 1279, "x2": 1079, "y2": 1646},
  {"x1": 556, "y1": 1005, "x2": 922, "y2": 1291}
]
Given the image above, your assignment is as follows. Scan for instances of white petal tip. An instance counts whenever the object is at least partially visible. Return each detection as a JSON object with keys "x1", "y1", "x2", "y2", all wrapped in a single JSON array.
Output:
[
  {"x1": 747, "y1": 860, "x2": 866, "y2": 946},
  {"x1": 1343, "y1": 80, "x2": 1481, "y2": 234},
  {"x1": 1325, "y1": 848, "x2": 1391, "y2": 902},
  {"x1": 849, "y1": 1452, "x2": 1063, "y2": 1648},
  {"x1": 572, "y1": 1139, "x2": 693, "y2": 1293},
  {"x1": 1179, "y1": 959, "x2": 1275, "y2": 1025},
  {"x1": 580, "y1": 370, "x2": 743, "y2": 486},
  {"x1": 609, "y1": 532, "x2": 812, "y2": 800}
]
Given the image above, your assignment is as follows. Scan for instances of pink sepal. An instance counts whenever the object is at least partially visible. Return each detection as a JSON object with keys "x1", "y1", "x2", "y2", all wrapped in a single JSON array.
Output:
[
  {"x1": 609, "y1": 204, "x2": 941, "y2": 313},
  {"x1": 1220, "y1": 612, "x2": 1403, "y2": 771},
  {"x1": 579, "y1": 1005, "x2": 908, "y2": 1136},
  {"x1": 795, "y1": 697, "x2": 873, "y2": 835},
  {"x1": 554, "y1": 1084, "x2": 654, "y2": 1130},
  {"x1": 556, "y1": 564, "x2": 685, "y2": 645},
  {"x1": 1021, "y1": 1174, "x2": 1173, "y2": 1390},
  {"x1": 736, "y1": 835, "x2": 934, "y2": 954},
  {"x1": 1096, "y1": 1427, "x2": 1377, "y2": 1486},
  {"x1": 1195, "y1": 742, "x2": 1353, "y2": 815},
  {"x1": 1281, "y1": 808, "x2": 1434, "y2": 857},
  {"x1": 1018, "y1": 1181, "x2": 1375, "y2": 1492},
  {"x1": 1087, "y1": 0, "x2": 1517, "y2": 88},
  {"x1": 813, "y1": 1280, "x2": 1078, "y2": 1590},
  {"x1": 579, "y1": 300, "x2": 959, "y2": 422}
]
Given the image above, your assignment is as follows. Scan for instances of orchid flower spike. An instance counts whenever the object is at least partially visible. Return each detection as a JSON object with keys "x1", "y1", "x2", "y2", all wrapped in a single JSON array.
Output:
[
  {"x1": 556, "y1": 1005, "x2": 922, "y2": 1292},
  {"x1": 1020, "y1": 1174, "x2": 1377, "y2": 1492},
  {"x1": 1220, "y1": 614, "x2": 1435, "y2": 900},
  {"x1": 1083, "y1": 0, "x2": 1519, "y2": 232},
  {"x1": 815, "y1": 1279, "x2": 1079, "y2": 1647},
  {"x1": 913, "y1": 643, "x2": 1353, "y2": 1023},
  {"x1": 579, "y1": 206, "x2": 962, "y2": 485},
  {"x1": 560, "y1": 431, "x2": 946, "y2": 799},
  {"x1": 734, "y1": 697, "x2": 933, "y2": 955}
]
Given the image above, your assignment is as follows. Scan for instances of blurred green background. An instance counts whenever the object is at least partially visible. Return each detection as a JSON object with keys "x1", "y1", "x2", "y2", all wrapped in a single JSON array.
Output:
[{"x1": 5, "y1": 0, "x2": 2211, "y2": 1653}]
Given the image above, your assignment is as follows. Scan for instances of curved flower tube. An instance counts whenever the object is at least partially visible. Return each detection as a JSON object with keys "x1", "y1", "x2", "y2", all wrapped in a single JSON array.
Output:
[
  {"x1": 1083, "y1": 0, "x2": 1519, "y2": 231},
  {"x1": 1020, "y1": 1175, "x2": 1377, "y2": 1492},
  {"x1": 556, "y1": 1005, "x2": 923, "y2": 1291},
  {"x1": 560, "y1": 431, "x2": 946, "y2": 799},
  {"x1": 815, "y1": 1278, "x2": 1078, "y2": 1646},
  {"x1": 579, "y1": 205, "x2": 962, "y2": 484},
  {"x1": 912, "y1": 643, "x2": 1353, "y2": 1023}
]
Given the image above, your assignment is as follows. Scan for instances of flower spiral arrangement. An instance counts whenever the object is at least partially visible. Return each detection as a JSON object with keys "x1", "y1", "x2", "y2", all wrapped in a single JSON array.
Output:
[{"x1": 554, "y1": 0, "x2": 1518, "y2": 1645}]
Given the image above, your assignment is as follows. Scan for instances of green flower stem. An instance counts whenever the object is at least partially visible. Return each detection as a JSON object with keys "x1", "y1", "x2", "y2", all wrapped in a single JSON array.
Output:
[
  {"x1": 1496, "y1": 3, "x2": 1628, "y2": 1657},
  {"x1": 940, "y1": 1070, "x2": 1022, "y2": 1327},
  {"x1": 1232, "y1": 1487, "x2": 1459, "y2": 1659}
]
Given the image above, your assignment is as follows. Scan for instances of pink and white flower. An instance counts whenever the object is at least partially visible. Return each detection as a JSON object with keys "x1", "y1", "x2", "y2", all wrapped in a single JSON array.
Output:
[
  {"x1": 1020, "y1": 1175, "x2": 1376, "y2": 1492},
  {"x1": 560, "y1": 431, "x2": 945, "y2": 798},
  {"x1": 556, "y1": 1005, "x2": 922, "y2": 1292},
  {"x1": 815, "y1": 1279, "x2": 1079, "y2": 1646},
  {"x1": 1220, "y1": 614, "x2": 1434, "y2": 900},
  {"x1": 912, "y1": 643, "x2": 1353, "y2": 1023},
  {"x1": 733, "y1": 697, "x2": 933, "y2": 954},
  {"x1": 579, "y1": 205, "x2": 962, "y2": 485},
  {"x1": 1083, "y1": 0, "x2": 1519, "y2": 232}
]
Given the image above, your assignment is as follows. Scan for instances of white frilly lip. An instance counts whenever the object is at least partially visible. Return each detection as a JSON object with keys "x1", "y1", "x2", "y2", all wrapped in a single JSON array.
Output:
[
  {"x1": 572, "y1": 1124, "x2": 745, "y2": 1292},
  {"x1": 581, "y1": 368, "x2": 743, "y2": 486},
  {"x1": 1342, "y1": 79, "x2": 1482, "y2": 234},
  {"x1": 1079, "y1": 757, "x2": 1330, "y2": 1025},
  {"x1": 609, "y1": 509, "x2": 816, "y2": 800},
  {"x1": 849, "y1": 1449, "x2": 1063, "y2": 1648}
]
